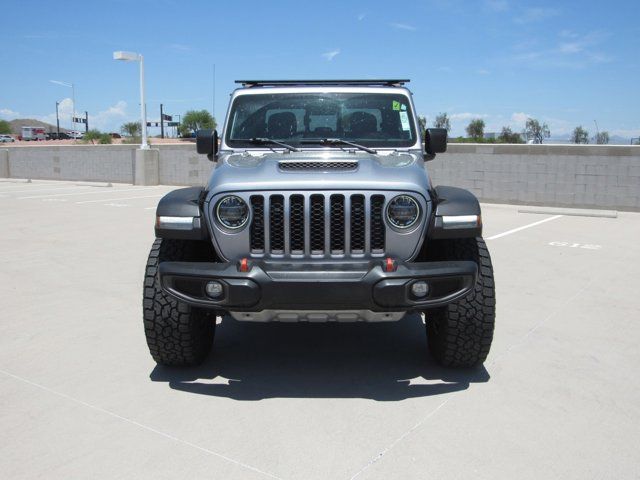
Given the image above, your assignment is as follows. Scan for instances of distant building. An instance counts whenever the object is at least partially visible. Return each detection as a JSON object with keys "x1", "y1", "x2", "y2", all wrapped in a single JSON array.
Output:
[{"x1": 483, "y1": 132, "x2": 496, "y2": 140}]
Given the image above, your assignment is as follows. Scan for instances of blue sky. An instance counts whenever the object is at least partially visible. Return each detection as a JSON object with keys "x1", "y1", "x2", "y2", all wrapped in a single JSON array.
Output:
[{"x1": 1, "y1": 0, "x2": 638, "y2": 139}]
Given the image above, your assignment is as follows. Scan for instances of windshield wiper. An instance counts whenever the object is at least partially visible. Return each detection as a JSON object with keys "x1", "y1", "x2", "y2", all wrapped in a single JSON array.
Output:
[
  {"x1": 249, "y1": 137, "x2": 299, "y2": 152},
  {"x1": 300, "y1": 138, "x2": 377, "y2": 154}
]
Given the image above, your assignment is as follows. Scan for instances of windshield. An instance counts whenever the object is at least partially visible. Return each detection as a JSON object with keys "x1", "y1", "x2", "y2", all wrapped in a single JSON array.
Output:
[{"x1": 225, "y1": 92, "x2": 417, "y2": 149}]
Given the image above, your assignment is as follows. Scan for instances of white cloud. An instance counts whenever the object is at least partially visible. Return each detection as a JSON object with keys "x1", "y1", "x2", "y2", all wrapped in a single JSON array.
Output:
[
  {"x1": 611, "y1": 128, "x2": 640, "y2": 138},
  {"x1": 38, "y1": 99, "x2": 130, "y2": 132},
  {"x1": 510, "y1": 30, "x2": 612, "y2": 69},
  {"x1": 87, "y1": 101, "x2": 129, "y2": 131},
  {"x1": 559, "y1": 42, "x2": 583, "y2": 54},
  {"x1": 167, "y1": 43, "x2": 192, "y2": 52},
  {"x1": 0, "y1": 108, "x2": 20, "y2": 119},
  {"x1": 390, "y1": 22, "x2": 417, "y2": 31},
  {"x1": 321, "y1": 49, "x2": 340, "y2": 61},
  {"x1": 485, "y1": 0, "x2": 508, "y2": 12},
  {"x1": 357, "y1": 13, "x2": 366, "y2": 21},
  {"x1": 38, "y1": 98, "x2": 73, "y2": 126},
  {"x1": 511, "y1": 112, "x2": 530, "y2": 126},
  {"x1": 477, "y1": 68, "x2": 490, "y2": 75},
  {"x1": 450, "y1": 112, "x2": 489, "y2": 121},
  {"x1": 515, "y1": 7, "x2": 559, "y2": 24},
  {"x1": 559, "y1": 29, "x2": 579, "y2": 39}
]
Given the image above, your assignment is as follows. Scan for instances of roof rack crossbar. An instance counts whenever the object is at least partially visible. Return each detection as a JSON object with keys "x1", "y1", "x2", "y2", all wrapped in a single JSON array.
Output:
[{"x1": 236, "y1": 79, "x2": 410, "y2": 87}]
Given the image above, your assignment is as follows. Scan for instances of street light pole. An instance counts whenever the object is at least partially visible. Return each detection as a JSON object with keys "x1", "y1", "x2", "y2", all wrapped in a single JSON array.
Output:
[
  {"x1": 139, "y1": 55, "x2": 148, "y2": 149},
  {"x1": 55, "y1": 102, "x2": 60, "y2": 136},
  {"x1": 50, "y1": 80, "x2": 76, "y2": 142},
  {"x1": 72, "y1": 83, "x2": 76, "y2": 136},
  {"x1": 114, "y1": 51, "x2": 148, "y2": 149}
]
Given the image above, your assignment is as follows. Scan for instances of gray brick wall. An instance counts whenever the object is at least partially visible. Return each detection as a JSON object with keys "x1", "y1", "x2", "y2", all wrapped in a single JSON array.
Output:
[
  {"x1": 158, "y1": 145, "x2": 213, "y2": 186},
  {"x1": 3, "y1": 143, "x2": 639, "y2": 211},
  {"x1": 430, "y1": 144, "x2": 640, "y2": 211},
  {"x1": 6, "y1": 144, "x2": 136, "y2": 183}
]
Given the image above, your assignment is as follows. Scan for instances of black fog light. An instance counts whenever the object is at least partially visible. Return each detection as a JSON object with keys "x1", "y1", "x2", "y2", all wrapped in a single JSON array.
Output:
[
  {"x1": 205, "y1": 281, "x2": 224, "y2": 299},
  {"x1": 411, "y1": 281, "x2": 429, "y2": 298}
]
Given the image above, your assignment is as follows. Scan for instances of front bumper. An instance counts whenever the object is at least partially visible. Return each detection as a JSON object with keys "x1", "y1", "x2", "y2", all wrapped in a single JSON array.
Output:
[{"x1": 158, "y1": 258, "x2": 477, "y2": 312}]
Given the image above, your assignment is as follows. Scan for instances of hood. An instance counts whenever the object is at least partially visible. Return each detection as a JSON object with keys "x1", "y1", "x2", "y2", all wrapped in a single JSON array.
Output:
[{"x1": 207, "y1": 150, "x2": 431, "y2": 195}]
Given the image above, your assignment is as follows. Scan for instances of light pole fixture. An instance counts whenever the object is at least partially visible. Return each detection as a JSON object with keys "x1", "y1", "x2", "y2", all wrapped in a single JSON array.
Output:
[
  {"x1": 50, "y1": 80, "x2": 75, "y2": 140},
  {"x1": 55, "y1": 101, "x2": 60, "y2": 135},
  {"x1": 113, "y1": 50, "x2": 148, "y2": 149}
]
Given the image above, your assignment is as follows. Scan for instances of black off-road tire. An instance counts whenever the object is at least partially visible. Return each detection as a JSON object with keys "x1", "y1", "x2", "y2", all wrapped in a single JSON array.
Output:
[
  {"x1": 425, "y1": 237, "x2": 495, "y2": 367},
  {"x1": 143, "y1": 238, "x2": 216, "y2": 366}
]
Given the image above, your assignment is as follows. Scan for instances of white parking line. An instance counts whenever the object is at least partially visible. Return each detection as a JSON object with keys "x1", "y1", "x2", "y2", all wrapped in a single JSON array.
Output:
[
  {"x1": 0, "y1": 186, "x2": 94, "y2": 195},
  {"x1": 76, "y1": 194, "x2": 163, "y2": 204},
  {"x1": 486, "y1": 215, "x2": 563, "y2": 240},
  {"x1": 0, "y1": 182, "x2": 82, "y2": 190},
  {"x1": 19, "y1": 187, "x2": 160, "y2": 200},
  {"x1": 0, "y1": 369, "x2": 283, "y2": 480}
]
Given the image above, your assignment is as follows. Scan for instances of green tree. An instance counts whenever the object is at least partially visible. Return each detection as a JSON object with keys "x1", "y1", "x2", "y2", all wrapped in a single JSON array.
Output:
[
  {"x1": 571, "y1": 126, "x2": 589, "y2": 144},
  {"x1": 121, "y1": 121, "x2": 141, "y2": 137},
  {"x1": 417, "y1": 116, "x2": 427, "y2": 131},
  {"x1": 434, "y1": 112, "x2": 451, "y2": 132},
  {"x1": 180, "y1": 110, "x2": 216, "y2": 137},
  {"x1": 498, "y1": 126, "x2": 523, "y2": 143},
  {"x1": 594, "y1": 131, "x2": 610, "y2": 145},
  {"x1": 83, "y1": 129, "x2": 112, "y2": 145},
  {"x1": 466, "y1": 119, "x2": 485, "y2": 140},
  {"x1": 524, "y1": 118, "x2": 551, "y2": 144},
  {"x1": 0, "y1": 120, "x2": 11, "y2": 134}
]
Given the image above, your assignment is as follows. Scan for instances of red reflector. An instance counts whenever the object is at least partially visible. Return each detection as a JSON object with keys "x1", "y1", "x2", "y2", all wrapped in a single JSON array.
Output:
[
  {"x1": 385, "y1": 257, "x2": 396, "y2": 272},
  {"x1": 239, "y1": 258, "x2": 249, "y2": 272}
]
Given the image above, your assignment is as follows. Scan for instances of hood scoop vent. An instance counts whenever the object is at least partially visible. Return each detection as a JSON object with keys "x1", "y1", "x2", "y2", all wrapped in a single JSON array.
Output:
[{"x1": 278, "y1": 160, "x2": 358, "y2": 172}]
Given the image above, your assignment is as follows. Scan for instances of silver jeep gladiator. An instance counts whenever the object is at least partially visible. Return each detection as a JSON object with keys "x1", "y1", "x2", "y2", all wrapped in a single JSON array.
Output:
[{"x1": 144, "y1": 79, "x2": 495, "y2": 368}]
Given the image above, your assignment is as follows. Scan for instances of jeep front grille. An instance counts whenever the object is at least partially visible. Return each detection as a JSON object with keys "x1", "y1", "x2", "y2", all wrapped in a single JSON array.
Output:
[{"x1": 249, "y1": 193, "x2": 387, "y2": 256}]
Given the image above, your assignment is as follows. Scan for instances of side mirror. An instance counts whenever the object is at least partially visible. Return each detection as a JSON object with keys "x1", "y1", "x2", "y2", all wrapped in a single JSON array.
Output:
[
  {"x1": 196, "y1": 129, "x2": 219, "y2": 161},
  {"x1": 425, "y1": 128, "x2": 447, "y2": 156}
]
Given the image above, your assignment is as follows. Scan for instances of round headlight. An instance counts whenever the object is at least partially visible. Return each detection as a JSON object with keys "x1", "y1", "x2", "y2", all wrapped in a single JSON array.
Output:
[
  {"x1": 386, "y1": 195, "x2": 420, "y2": 229},
  {"x1": 216, "y1": 195, "x2": 249, "y2": 229}
]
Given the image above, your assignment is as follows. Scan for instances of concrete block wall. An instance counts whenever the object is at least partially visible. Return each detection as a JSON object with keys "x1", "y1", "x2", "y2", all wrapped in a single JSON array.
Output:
[
  {"x1": 6, "y1": 144, "x2": 136, "y2": 183},
  {"x1": 2, "y1": 143, "x2": 639, "y2": 211},
  {"x1": 157, "y1": 145, "x2": 213, "y2": 185},
  {"x1": 430, "y1": 144, "x2": 640, "y2": 211}
]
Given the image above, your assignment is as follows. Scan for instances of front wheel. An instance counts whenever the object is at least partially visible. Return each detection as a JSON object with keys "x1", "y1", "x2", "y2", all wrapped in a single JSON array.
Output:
[
  {"x1": 425, "y1": 237, "x2": 496, "y2": 367},
  {"x1": 143, "y1": 238, "x2": 216, "y2": 366}
]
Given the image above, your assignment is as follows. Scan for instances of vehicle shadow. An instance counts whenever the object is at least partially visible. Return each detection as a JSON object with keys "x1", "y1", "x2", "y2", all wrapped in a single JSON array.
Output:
[{"x1": 149, "y1": 313, "x2": 490, "y2": 401}]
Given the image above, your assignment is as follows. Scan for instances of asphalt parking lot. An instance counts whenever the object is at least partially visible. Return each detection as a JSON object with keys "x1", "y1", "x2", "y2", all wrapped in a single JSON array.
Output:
[{"x1": 1, "y1": 178, "x2": 639, "y2": 480}]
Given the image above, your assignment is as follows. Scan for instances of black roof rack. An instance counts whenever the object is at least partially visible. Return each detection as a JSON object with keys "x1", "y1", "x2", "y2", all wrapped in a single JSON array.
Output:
[{"x1": 236, "y1": 79, "x2": 410, "y2": 87}]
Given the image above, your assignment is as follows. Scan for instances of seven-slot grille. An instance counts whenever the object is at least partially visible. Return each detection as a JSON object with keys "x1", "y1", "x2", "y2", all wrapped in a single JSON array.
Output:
[{"x1": 248, "y1": 193, "x2": 386, "y2": 256}]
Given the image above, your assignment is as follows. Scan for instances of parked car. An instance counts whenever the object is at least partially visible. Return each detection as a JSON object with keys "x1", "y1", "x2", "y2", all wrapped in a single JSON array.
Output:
[
  {"x1": 68, "y1": 131, "x2": 84, "y2": 139},
  {"x1": 143, "y1": 79, "x2": 495, "y2": 369},
  {"x1": 0, "y1": 134, "x2": 15, "y2": 143},
  {"x1": 46, "y1": 132, "x2": 72, "y2": 140},
  {"x1": 109, "y1": 132, "x2": 122, "y2": 139},
  {"x1": 47, "y1": 132, "x2": 71, "y2": 140}
]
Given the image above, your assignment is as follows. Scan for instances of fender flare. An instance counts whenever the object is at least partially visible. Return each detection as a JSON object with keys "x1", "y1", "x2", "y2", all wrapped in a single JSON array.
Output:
[
  {"x1": 428, "y1": 186, "x2": 482, "y2": 239},
  {"x1": 154, "y1": 187, "x2": 209, "y2": 240}
]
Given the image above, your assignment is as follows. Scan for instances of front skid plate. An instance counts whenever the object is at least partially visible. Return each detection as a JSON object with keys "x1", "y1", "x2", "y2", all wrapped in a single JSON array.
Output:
[{"x1": 229, "y1": 310, "x2": 406, "y2": 322}]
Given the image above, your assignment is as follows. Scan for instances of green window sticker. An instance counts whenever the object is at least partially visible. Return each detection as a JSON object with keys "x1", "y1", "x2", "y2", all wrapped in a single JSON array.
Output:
[{"x1": 392, "y1": 100, "x2": 400, "y2": 111}]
